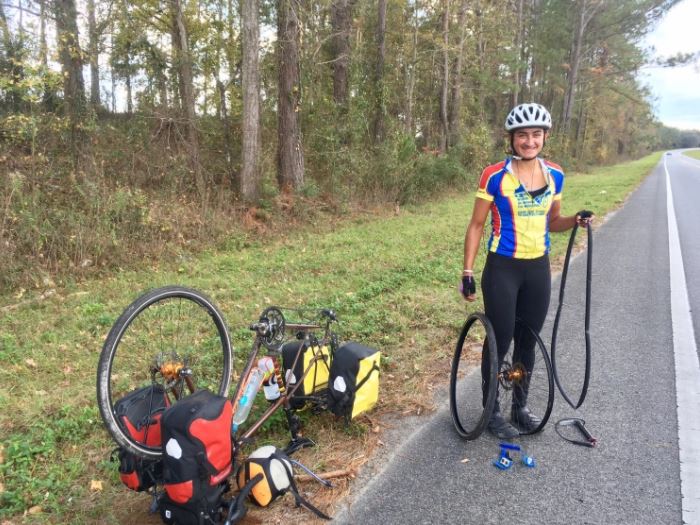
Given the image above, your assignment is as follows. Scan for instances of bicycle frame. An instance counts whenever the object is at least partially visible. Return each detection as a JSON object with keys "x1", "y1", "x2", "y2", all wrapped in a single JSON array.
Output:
[{"x1": 231, "y1": 319, "x2": 336, "y2": 445}]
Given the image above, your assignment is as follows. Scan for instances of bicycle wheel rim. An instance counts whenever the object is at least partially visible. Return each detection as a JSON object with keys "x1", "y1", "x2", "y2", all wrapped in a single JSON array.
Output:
[
  {"x1": 505, "y1": 318, "x2": 554, "y2": 435},
  {"x1": 449, "y1": 312, "x2": 498, "y2": 440},
  {"x1": 96, "y1": 286, "x2": 232, "y2": 459}
]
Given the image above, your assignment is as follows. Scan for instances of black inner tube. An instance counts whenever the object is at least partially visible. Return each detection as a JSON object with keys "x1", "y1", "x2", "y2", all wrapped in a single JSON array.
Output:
[
  {"x1": 550, "y1": 222, "x2": 592, "y2": 409},
  {"x1": 554, "y1": 417, "x2": 597, "y2": 447}
]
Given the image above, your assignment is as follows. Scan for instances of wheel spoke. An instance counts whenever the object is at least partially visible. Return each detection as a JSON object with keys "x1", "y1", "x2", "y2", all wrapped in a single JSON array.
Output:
[{"x1": 97, "y1": 287, "x2": 232, "y2": 459}]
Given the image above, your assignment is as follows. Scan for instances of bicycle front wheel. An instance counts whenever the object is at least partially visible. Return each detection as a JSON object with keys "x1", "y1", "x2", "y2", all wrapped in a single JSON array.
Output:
[
  {"x1": 96, "y1": 286, "x2": 232, "y2": 459},
  {"x1": 449, "y1": 313, "x2": 498, "y2": 440}
]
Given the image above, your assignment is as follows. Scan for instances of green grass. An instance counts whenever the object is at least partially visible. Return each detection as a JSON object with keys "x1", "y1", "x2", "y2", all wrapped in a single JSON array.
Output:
[
  {"x1": 0, "y1": 152, "x2": 661, "y2": 523},
  {"x1": 683, "y1": 149, "x2": 700, "y2": 160}
]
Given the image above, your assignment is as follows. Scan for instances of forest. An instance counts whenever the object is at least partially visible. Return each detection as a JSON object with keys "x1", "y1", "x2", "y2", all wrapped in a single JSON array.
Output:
[{"x1": 1, "y1": 0, "x2": 699, "y2": 291}]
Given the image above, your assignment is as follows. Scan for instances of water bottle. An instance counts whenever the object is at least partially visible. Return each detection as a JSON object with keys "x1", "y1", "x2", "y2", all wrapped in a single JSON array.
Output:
[
  {"x1": 232, "y1": 368, "x2": 264, "y2": 432},
  {"x1": 259, "y1": 357, "x2": 281, "y2": 401}
]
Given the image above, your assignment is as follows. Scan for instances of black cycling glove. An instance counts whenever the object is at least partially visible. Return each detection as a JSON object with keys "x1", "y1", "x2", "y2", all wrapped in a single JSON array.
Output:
[{"x1": 461, "y1": 275, "x2": 476, "y2": 299}]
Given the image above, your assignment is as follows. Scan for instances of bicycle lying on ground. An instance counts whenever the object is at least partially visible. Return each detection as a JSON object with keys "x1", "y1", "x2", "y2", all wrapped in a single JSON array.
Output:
[{"x1": 96, "y1": 285, "x2": 338, "y2": 462}]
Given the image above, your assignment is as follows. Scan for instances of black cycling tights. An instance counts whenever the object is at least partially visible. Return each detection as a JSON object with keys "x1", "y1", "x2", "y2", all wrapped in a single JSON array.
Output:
[{"x1": 480, "y1": 252, "x2": 551, "y2": 411}]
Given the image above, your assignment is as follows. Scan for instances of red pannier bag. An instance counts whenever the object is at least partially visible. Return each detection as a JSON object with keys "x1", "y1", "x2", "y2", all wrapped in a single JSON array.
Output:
[
  {"x1": 159, "y1": 389, "x2": 233, "y2": 525},
  {"x1": 113, "y1": 384, "x2": 169, "y2": 491}
]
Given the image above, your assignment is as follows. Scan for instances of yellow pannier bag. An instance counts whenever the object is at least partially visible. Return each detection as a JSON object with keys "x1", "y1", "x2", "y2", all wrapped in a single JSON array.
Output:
[
  {"x1": 327, "y1": 342, "x2": 380, "y2": 421},
  {"x1": 281, "y1": 341, "x2": 332, "y2": 409}
]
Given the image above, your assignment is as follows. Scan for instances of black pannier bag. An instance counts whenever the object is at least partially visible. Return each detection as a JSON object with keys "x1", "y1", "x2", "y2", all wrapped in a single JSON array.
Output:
[
  {"x1": 281, "y1": 340, "x2": 332, "y2": 409},
  {"x1": 327, "y1": 342, "x2": 380, "y2": 421},
  {"x1": 114, "y1": 384, "x2": 169, "y2": 491},
  {"x1": 159, "y1": 389, "x2": 233, "y2": 525}
]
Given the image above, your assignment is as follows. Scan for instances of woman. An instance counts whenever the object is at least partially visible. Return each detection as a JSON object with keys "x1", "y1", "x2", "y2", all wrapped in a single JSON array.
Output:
[{"x1": 461, "y1": 103, "x2": 593, "y2": 439}]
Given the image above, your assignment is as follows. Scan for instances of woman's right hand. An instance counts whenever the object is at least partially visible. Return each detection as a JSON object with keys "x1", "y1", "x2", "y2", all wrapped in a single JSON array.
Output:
[{"x1": 461, "y1": 275, "x2": 477, "y2": 301}]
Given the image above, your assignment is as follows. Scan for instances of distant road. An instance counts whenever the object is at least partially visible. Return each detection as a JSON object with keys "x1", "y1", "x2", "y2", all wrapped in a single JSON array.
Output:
[{"x1": 333, "y1": 150, "x2": 700, "y2": 525}]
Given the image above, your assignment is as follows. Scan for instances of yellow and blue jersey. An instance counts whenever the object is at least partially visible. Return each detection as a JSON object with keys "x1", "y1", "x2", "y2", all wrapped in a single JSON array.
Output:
[{"x1": 475, "y1": 157, "x2": 564, "y2": 259}]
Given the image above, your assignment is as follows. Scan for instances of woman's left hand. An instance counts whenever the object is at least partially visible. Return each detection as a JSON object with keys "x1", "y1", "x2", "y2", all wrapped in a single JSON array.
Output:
[{"x1": 576, "y1": 209, "x2": 595, "y2": 227}]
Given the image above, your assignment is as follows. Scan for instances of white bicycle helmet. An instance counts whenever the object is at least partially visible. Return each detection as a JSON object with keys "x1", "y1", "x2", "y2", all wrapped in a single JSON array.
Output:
[{"x1": 505, "y1": 103, "x2": 552, "y2": 131}]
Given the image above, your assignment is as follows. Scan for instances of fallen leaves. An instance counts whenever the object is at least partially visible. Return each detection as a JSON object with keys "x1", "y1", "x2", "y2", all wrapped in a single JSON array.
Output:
[{"x1": 90, "y1": 480, "x2": 103, "y2": 492}]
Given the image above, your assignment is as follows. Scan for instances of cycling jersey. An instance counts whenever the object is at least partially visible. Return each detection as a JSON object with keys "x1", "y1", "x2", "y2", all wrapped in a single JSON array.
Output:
[{"x1": 475, "y1": 157, "x2": 564, "y2": 259}]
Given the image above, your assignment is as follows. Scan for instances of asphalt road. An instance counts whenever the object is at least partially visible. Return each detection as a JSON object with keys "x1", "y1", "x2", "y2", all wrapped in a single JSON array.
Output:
[{"x1": 334, "y1": 151, "x2": 700, "y2": 525}]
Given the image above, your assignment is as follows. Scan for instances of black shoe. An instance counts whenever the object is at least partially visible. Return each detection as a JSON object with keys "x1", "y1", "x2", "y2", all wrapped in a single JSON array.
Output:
[
  {"x1": 487, "y1": 411, "x2": 520, "y2": 439},
  {"x1": 511, "y1": 406, "x2": 541, "y2": 433}
]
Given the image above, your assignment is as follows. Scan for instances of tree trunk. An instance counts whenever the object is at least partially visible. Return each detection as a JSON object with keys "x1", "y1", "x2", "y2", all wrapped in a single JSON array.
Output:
[
  {"x1": 277, "y1": 0, "x2": 305, "y2": 191},
  {"x1": 39, "y1": 0, "x2": 56, "y2": 110},
  {"x1": 171, "y1": 0, "x2": 202, "y2": 191},
  {"x1": 372, "y1": 0, "x2": 387, "y2": 144},
  {"x1": 241, "y1": 0, "x2": 261, "y2": 200},
  {"x1": 227, "y1": 0, "x2": 238, "y2": 88},
  {"x1": 519, "y1": 0, "x2": 532, "y2": 101},
  {"x1": 438, "y1": 0, "x2": 450, "y2": 153},
  {"x1": 562, "y1": 0, "x2": 600, "y2": 133},
  {"x1": 125, "y1": 53, "x2": 133, "y2": 114},
  {"x1": 87, "y1": 0, "x2": 100, "y2": 108},
  {"x1": 474, "y1": 0, "x2": 486, "y2": 115},
  {"x1": 54, "y1": 0, "x2": 85, "y2": 160},
  {"x1": 404, "y1": 0, "x2": 419, "y2": 135},
  {"x1": 1, "y1": 0, "x2": 26, "y2": 112},
  {"x1": 172, "y1": 0, "x2": 196, "y2": 125},
  {"x1": 158, "y1": 72, "x2": 169, "y2": 109},
  {"x1": 0, "y1": 2, "x2": 10, "y2": 52},
  {"x1": 54, "y1": 0, "x2": 85, "y2": 112},
  {"x1": 330, "y1": 0, "x2": 355, "y2": 108},
  {"x1": 448, "y1": 0, "x2": 468, "y2": 147},
  {"x1": 217, "y1": 79, "x2": 234, "y2": 178},
  {"x1": 512, "y1": 0, "x2": 523, "y2": 107},
  {"x1": 561, "y1": 5, "x2": 584, "y2": 133},
  {"x1": 575, "y1": 94, "x2": 587, "y2": 159}
]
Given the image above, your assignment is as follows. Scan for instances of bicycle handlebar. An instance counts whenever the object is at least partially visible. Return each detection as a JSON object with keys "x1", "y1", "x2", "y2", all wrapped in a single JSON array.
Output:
[{"x1": 249, "y1": 307, "x2": 337, "y2": 349}]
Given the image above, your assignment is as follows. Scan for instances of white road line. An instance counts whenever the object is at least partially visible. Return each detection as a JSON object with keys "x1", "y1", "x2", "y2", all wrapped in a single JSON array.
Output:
[{"x1": 665, "y1": 155, "x2": 700, "y2": 525}]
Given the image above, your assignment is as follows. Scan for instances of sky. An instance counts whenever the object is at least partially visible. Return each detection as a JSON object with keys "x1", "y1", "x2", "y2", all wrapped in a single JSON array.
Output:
[{"x1": 642, "y1": 0, "x2": 700, "y2": 131}]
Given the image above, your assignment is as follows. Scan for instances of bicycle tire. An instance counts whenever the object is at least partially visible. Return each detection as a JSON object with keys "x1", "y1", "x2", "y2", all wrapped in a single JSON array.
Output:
[
  {"x1": 96, "y1": 286, "x2": 232, "y2": 460},
  {"x1": 507, "y1": 319, "x2": 554, "y2": 435},
  {"x1": 449, "y1": 312, "x2": 498, "y2": 440},
  {"x1": 551, "y1": 223, "x2": 592, "y2": 409}
]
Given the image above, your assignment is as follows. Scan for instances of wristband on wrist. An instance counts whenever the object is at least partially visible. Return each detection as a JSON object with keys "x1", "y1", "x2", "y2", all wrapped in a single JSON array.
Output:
[{"x1": 463, "y1": 269, "x2": 473, "y2": 274}]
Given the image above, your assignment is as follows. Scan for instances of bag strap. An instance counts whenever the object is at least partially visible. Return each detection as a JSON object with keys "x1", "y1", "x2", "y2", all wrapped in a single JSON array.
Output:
[
  {"x1": 196, "y1": 450, "x2": 219, "y2": 480},
  {"x1": 225, "y1": 473, "x2": 263, "y2": 525},
  {"x1": 355, "y1": 362, "x2": 380, "y2": 391},
  {"x1": 271, "y1": 452, "x2": 331, "y2": 521}
]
